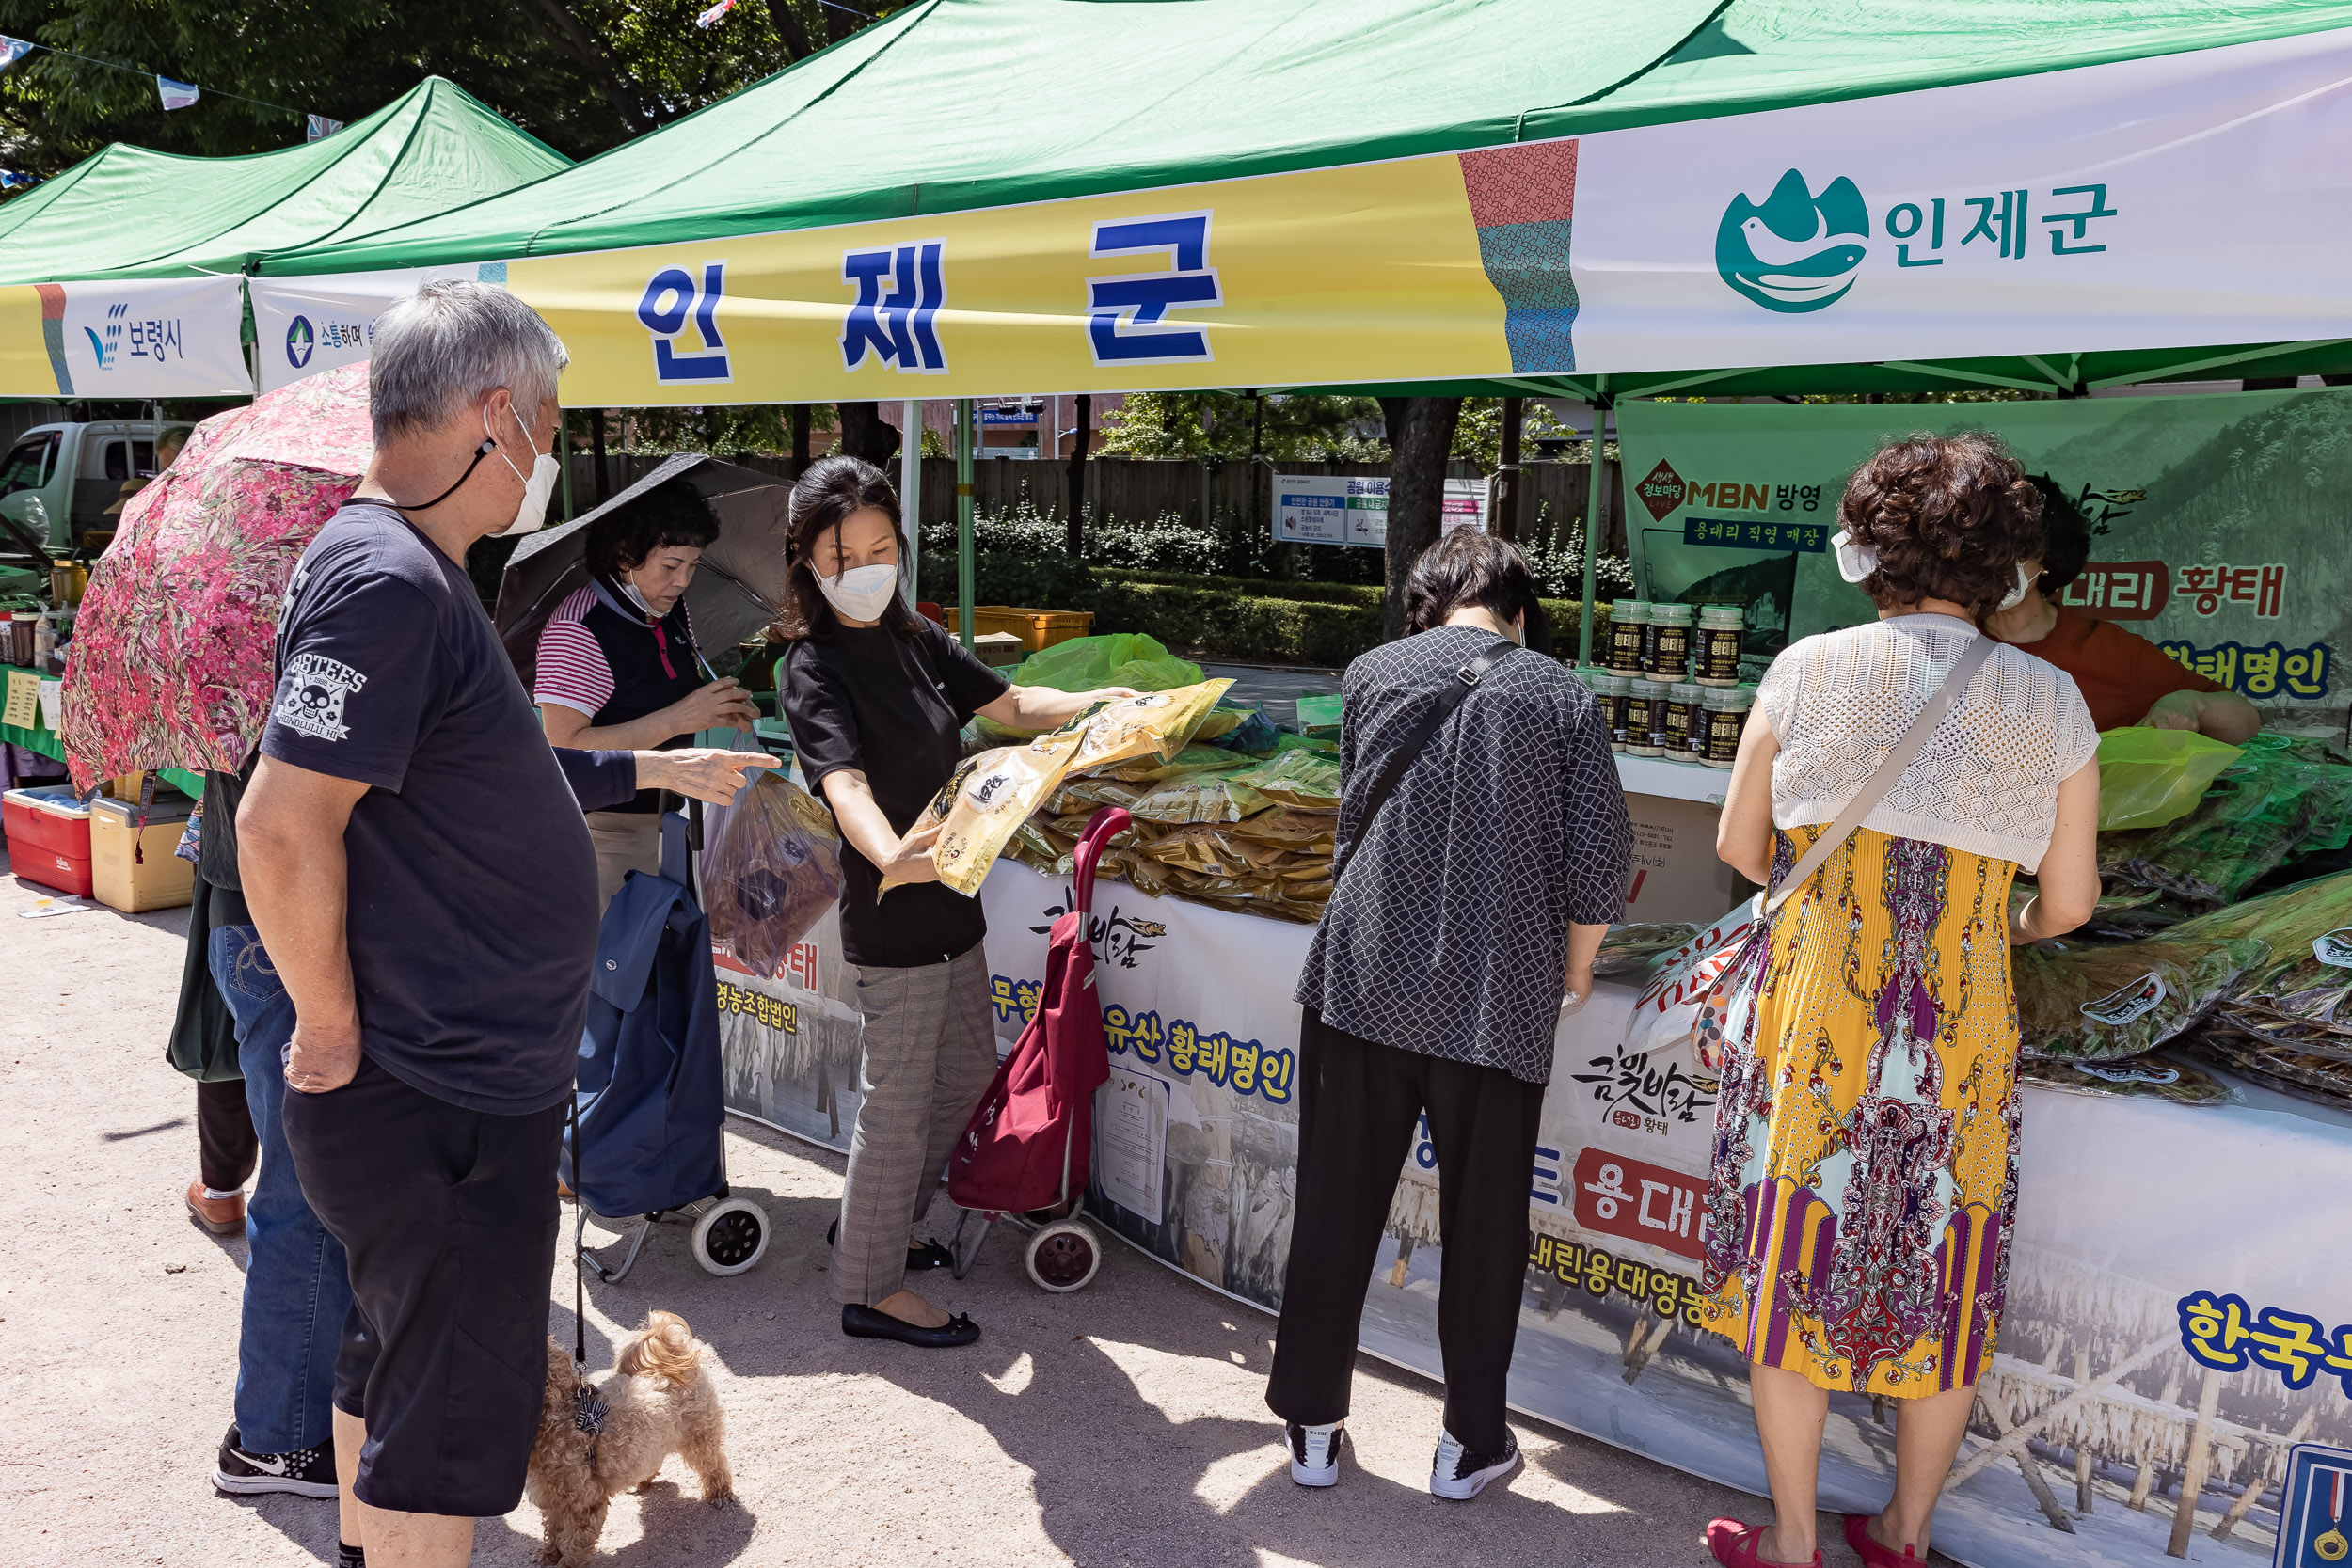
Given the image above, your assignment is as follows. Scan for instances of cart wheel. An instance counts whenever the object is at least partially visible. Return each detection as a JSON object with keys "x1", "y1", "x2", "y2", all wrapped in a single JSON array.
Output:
[
  {"x1": 691, "y1": 1197, "x2": 769, "y2": 1276},
  {"x1": 1024, "y1": 1219, "x2": 1101, "y2": 1293}
]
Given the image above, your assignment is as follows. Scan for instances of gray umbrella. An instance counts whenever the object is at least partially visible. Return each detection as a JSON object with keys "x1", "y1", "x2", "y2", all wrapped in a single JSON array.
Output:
[{"x1": 493, "y1": 452, "x2": 795, "y2": 689}]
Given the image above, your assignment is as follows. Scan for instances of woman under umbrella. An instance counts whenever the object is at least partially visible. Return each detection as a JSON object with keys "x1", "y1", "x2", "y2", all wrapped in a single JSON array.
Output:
[{"x1": 536, "y1": 480, "x2": 759, "y2": 903}]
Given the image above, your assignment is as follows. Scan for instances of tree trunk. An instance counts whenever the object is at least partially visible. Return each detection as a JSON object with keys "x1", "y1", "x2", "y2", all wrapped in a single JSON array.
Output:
[
  {"x1": 789, "y1": 405, "x2": 811, "y2": 476},
  {"x1": 1065, "y1": 393, "x2": 1090, "y2": 559},
  {"x1": 1378, "y1": 397, "x2": 1463, "y2": 641},
  {"x1": 1496, "y1": 396, "x2": 1523, "y2": 541},
  {"x1": 836, "y1": 401, "x2": 900, "y2": 467}
]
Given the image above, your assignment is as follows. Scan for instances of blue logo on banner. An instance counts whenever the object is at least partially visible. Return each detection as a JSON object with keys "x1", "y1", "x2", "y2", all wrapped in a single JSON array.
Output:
[
  {"x1": 286, "y1": 315, "x2": 315, "y2": 370},
  {"x1": 638, "y1": 262, "x2": 731, "y2": 384},
  {"x1": 840, "y1": 241, "x2": 946, "y2": 374},
  {"x1": 1086, "y1": 212, "x2": 1221, "y2": 364},
  {"x1": 1716, "y1": 169, "x2": 1867, "y2": 313}
]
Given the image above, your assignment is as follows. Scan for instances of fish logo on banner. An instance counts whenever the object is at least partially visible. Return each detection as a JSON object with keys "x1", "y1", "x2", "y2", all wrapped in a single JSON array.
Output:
[
  {"x1": 638, "y1": 261, "x2": 731, "y2": 384},
  {"x1": 84, "y1": 303, "x2": 127, "y2": 371},
  {"x1": 1715, "y1": 169, "x2": 1868, "y2": 314},
  {"x1": 1085, "y1": 212, "x2": 1221, "y2": 364},
  {"x1": 840, "y1": 241, "x2": 946, "y2": 375}
]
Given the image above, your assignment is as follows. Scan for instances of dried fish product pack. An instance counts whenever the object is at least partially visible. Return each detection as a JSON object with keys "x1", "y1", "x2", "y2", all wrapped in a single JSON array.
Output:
[
  {"x1": 2013, "y1": 935, "x2": 2265, "y2": 1061},
  {"x1": 705, "y1": 772, "x2": 843, "y2": 979},
  {"x1": 908, "y1": 727, "x2": 1089, "y2": 897},
  {"x1": 1066, "y1": 678, "x2": 1235, "y2": 772}
]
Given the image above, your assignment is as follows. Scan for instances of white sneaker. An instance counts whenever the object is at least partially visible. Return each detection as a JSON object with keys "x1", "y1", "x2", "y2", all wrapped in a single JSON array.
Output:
[
  {"x1": 1286, "y1": 1421, "x2": 1344, "y2": 1487},
  {"x1": 1430, "y1": 1428, "x2": 1519, "y2": 1500}
]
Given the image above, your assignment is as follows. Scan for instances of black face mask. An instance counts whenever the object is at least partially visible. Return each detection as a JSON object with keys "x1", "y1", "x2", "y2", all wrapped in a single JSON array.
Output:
[{"x1": 397, "y1": 438, "x2": 496, "y2": 513}]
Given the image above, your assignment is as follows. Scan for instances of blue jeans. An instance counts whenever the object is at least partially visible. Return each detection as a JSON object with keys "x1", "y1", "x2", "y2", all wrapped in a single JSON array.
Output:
[{"x1": 210, "y1": 923, "x2": 353, "y2": 1454}]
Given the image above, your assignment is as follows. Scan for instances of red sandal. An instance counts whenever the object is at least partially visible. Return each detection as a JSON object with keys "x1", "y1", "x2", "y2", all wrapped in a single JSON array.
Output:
[
  {"x1": 1704, "y1": 1518, "x2": 1821, "y2": 1568},
  {"x1": 1842, "y1": 1513, "x2": 1924, "y2": 1567}
]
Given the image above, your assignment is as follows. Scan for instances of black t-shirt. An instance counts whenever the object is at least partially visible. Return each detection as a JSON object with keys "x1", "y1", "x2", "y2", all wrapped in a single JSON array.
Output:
[
  {"x1": 781, "y1": 622, "x2": 1009, "y2": 970},
  {"x1": 260, "y1": 503, "x2": 599, "y2": 1115}
]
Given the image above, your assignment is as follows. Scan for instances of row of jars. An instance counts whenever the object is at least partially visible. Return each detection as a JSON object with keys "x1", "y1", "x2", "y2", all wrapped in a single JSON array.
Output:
[
  {"x1": 1577, "y1": 668, "x2": 1756, "y2": 768},
  {"x1": 1604, "y1": 599, "x2": 1746, "y2": 686}
]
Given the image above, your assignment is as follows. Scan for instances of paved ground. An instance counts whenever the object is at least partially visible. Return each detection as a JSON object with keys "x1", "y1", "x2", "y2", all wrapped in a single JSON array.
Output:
[
  {"x1": 1198, "y1": 662, "x2": 1343, "y2": 734},
  {"x1": 0, "y1": 847, "x2": 1922, "y2": 1568}
]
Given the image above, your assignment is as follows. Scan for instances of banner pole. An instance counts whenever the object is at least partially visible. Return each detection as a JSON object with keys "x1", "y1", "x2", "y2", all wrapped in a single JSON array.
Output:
[
  {"x1": 1578, "y1": 402, "x2": 1611, "y2": 667},
  {"x1": 899, "y1": 399, "x2": 922, "y2": 600},
  {"x1": 956, "y1": 397, "x2": 976, "y2": 652}
]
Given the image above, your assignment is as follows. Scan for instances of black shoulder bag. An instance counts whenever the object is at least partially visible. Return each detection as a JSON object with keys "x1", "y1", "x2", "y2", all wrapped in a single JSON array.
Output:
[{"x1": 1331, "y1": 637, "x2": 1520, "y2": 883}]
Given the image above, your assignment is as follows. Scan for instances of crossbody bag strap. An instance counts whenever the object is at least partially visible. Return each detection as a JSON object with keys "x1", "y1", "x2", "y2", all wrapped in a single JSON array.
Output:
[
  {"x1": 1332, "y1": 637, "x2": 1518, "y2": 882},
  {"x1": 1762, "y1": 634, "x2": 1996, "y2": 918}
]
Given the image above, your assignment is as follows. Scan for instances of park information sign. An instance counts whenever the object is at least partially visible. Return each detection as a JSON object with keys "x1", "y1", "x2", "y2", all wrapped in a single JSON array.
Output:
[
  {"x1": 255, "y1": 28, "x2": 2352, "y2": 406},
  {"x1": 1618, "y1": 388, "x2": 2352, "y2": 726},
  {"x1": 1270, "y1": 473, "x2": 1486, "y2": 548}
]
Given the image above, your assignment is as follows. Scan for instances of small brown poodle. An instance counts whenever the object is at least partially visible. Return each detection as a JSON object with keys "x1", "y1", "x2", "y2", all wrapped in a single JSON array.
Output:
[{"x1": 526, "y1": 1310, "x2": 734, "y2": 1567}]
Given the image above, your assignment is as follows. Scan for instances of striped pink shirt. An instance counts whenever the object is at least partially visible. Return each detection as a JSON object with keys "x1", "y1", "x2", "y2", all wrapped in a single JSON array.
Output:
[{"x1": 533, "y1": 585, "x2": 698, "y2": 717}]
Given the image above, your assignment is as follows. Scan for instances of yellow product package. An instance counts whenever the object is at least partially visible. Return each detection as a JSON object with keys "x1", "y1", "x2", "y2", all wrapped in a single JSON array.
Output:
[
  {"x1": 1067, "y1": 678, "x2": 1236, "y2": 772},
  {"x1": 1113, "y1": 743, "x2": 1251, "y2": 784},
  {"x1": 900, "y1": 727, "x2": 1089, "y2": 897},
  {"x1": 1226, "y1": 805, "x2": 1338, "y2": 850},
  {"x1": 1224, "y1": 750, "x2": 1343, "y2": 809},
  {"x1": 1128, "y1": 774, "x2": 1270, "y2": 824}
]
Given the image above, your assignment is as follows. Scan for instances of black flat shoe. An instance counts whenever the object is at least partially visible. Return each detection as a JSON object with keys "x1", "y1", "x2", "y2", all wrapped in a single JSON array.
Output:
[
  {"x1": 827, "y1": 1219, "x2": 954, "y2": 1272},
  {"x1": 841, "y1": 1303, "x2": 980, "y2": 1347}
]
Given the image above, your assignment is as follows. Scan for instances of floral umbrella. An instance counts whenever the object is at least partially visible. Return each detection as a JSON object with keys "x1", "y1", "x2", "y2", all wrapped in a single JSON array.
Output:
[{"x1": 61, "y1": 363, "x2": 372, "y2": 789}]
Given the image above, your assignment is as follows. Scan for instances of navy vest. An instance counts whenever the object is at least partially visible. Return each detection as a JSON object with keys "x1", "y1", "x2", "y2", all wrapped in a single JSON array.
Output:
[{"x1": 583, "y1": 575, "x2": 704, "y2": 813}]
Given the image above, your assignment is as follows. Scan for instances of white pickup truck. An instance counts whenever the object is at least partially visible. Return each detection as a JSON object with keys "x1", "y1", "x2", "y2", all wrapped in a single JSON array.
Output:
[{"x1": 0, "y1": 419, "x2": 193, "y2": 555}]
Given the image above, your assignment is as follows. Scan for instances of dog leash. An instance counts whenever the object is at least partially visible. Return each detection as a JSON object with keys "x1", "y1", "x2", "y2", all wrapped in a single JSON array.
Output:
[{"x1": 568, "y1": 1096, "x2": 607, "y2": 1465}]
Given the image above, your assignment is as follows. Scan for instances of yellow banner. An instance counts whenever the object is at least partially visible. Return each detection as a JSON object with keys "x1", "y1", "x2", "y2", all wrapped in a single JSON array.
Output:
[
  {"x1": 0, "y1": 285, "x2": 60, "y2": 398},
  {"x1": 511, "y1": 151, "x2": 1515, "y2": 406}
]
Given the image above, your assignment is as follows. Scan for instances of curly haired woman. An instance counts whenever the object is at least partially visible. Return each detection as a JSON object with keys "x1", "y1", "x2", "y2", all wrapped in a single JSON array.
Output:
[{"x1": 1701, "y1": 433, "x2": 2103, "y2": 1568}]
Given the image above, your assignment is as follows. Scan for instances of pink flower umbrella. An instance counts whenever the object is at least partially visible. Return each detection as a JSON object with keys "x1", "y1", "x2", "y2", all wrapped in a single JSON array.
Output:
[{"x1": 61, "y1": 362, "x2": 373, "y2": 790}]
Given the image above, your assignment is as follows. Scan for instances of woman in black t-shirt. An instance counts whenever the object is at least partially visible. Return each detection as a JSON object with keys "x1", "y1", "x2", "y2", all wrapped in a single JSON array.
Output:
[{"x1": 780, "y1": 456, "x2": 1132, "y2": 1348}]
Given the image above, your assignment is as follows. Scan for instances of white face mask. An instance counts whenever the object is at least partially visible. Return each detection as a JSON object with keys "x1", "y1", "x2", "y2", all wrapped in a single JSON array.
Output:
[
  {"x1": 1831, "y1": 529, "x2": 1878, "y2": 583},
  {"x1": 816, "y1": 562, "x2": 899, "y2": 624},
  {"x1": 1994, "y1": 562, "x2": 2036, "y2": 612},
  {"x1": 487, "y1": 404, "x2": 559, "y2": 538}
]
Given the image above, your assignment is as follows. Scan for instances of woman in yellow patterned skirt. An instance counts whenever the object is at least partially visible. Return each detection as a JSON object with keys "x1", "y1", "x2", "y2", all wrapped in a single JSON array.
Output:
[{"x1": 1700, "y1": 434, "x2": 2102, "y2": 1568}]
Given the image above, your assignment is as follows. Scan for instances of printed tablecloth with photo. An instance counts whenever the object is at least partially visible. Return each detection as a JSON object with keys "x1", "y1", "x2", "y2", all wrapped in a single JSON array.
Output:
[{"x1": 716, "y1": 862, "x2": 2352, "y2": 1568}]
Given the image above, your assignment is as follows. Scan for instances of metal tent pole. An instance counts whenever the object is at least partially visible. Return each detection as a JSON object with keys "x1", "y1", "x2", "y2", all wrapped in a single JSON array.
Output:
[
  {"x1": 899, "y1": 399, "x2": 922, "y2": 599},
  {"x1": 559, "y1": 416, "x2": 574, "y2": 522},
  {"x1": 1578, "y1": 404, "x2": 1611, "y2": 667},
  {"x1": 956, "y1": 398, "x2": 976, "y2": 651}
]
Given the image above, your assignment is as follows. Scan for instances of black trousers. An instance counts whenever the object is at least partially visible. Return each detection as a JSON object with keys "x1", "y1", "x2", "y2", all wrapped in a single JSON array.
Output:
[
  {"x1": 1266, "y1": 1008, "x2": 1546, "y2": 1456},
  {"x1": 283, "y1": 1056, "x2": 564, "y2": 1518},
  {"x1": 196, "y1": 1077, "x2": 258, "y2": 1193}
]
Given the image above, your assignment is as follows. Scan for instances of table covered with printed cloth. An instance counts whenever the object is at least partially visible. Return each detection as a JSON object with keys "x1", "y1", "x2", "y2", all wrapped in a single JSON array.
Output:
[{"x1": 710, "y1": 855, "x2": 2352, "y2": 1568}]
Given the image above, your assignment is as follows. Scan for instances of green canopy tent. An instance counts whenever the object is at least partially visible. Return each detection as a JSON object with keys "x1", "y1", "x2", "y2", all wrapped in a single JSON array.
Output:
[
  {"x1": 0, "y1": 77, "x2": 568, "y2": 398},
  {"x1": 246, "y1": 0, "x2": 2352, "y2": 638}
]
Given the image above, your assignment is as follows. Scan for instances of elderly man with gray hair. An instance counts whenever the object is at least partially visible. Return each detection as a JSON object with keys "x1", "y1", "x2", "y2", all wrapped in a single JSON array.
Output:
[{"x1": 238, "y1": 282, "x2": 757, "y2": 1568}]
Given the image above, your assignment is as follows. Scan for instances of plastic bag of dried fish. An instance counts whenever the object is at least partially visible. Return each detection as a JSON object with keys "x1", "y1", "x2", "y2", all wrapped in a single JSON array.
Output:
[
  {"x1": 1222, "y1": 750, "x2": 1342, "y2": 810},
  {"x1": 705, "y1": 771, "x2": 844, "y2": 979},
  {"x1": 2101, "y1": 737, "x2": 2352, "y2": 906},
  {"x1": 2013, "y1": 935, "x2": 2265, "y2": 1061},
  {"x1": 1127, "y1": 774, "x2": 1270, "y2": 824},
  {"x1": 1592, "y1": 923, "x2": 1704, "y2": 982},
  {"x1": 1226, "y1": 806, "x2": 1338, "y2": 852},
  {"x1": 2157, "y1": 869, "x2": 2352, "y2": 1032},
  {"x1": 897, "y1": 726, "x2": 1089, "y2": 896}
]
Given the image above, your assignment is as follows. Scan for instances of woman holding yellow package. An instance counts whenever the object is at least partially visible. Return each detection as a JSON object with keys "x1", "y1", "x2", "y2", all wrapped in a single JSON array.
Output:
[{"x1": 778, "y1": 456, "x2": 1134, "y2": 1349}]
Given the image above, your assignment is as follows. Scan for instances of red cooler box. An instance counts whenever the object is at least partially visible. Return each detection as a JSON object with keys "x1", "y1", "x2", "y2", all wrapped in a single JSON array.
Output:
[{"x1": 3, "y1": 783, "x2": 95, "y2": 896}]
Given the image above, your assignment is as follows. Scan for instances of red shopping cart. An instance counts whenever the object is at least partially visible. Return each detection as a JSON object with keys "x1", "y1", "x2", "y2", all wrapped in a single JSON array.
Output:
[{"x1": 944, "y1": 806, "x2": 1130, "y2": 1292}]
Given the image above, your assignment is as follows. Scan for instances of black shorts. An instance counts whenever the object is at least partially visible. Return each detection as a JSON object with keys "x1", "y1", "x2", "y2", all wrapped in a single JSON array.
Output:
[{"x1": 281, "y1": 1054, "x2": 564, "y2": 1516}]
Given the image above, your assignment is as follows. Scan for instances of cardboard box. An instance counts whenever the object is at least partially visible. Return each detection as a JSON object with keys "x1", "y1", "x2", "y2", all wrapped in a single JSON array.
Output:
[
  {"x1": 1619, "y1": 790, "x2": 1741, "y2": 925},
  {"x1": 89, "y1": 794, "x2": 195, "y2": 912}
]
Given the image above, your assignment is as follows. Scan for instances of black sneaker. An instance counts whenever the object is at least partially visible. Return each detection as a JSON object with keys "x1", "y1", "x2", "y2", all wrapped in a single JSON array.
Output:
[
  {"x1": 213, "y1": 1423, "x2": 338, "y2": 1497},
  {"x1": 1429, "y1": 1428, "x2": 1519, "y2": 1501}
]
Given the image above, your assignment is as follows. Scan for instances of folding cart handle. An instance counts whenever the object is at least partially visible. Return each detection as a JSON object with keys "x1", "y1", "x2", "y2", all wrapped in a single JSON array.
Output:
[{"x1": 1073, "y1": 806, "x2": 1132, "y2": 917}]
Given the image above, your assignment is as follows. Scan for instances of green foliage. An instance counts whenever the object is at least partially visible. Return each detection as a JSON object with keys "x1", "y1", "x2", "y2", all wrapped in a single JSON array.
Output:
[
  {"x1": 1099, "y1": 391, "x2": 1387, "y2": 461},
  {"x1": 0, "y1": 0, "x2": 860, "y2": 173}
]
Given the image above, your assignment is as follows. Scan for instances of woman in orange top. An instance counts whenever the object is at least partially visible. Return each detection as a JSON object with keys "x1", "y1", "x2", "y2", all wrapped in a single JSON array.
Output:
[{"x1": 1983, "y1": 481, "x2": 2260, "y2": 741}]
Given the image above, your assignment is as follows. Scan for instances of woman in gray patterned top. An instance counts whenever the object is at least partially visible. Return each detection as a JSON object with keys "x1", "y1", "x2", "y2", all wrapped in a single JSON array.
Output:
[{"x1": 1266, "y1": 530, "x2": 1631, "y2": 1503}]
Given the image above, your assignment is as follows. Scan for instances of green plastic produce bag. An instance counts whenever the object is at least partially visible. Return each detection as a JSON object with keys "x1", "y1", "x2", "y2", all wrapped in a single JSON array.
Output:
[
  {"x1": 2095, "y1": 728, "x2": 2242, "y2": 832},
  {"x1": 1010, "y1": 633, "x2": 1203, "y2": 694}
]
